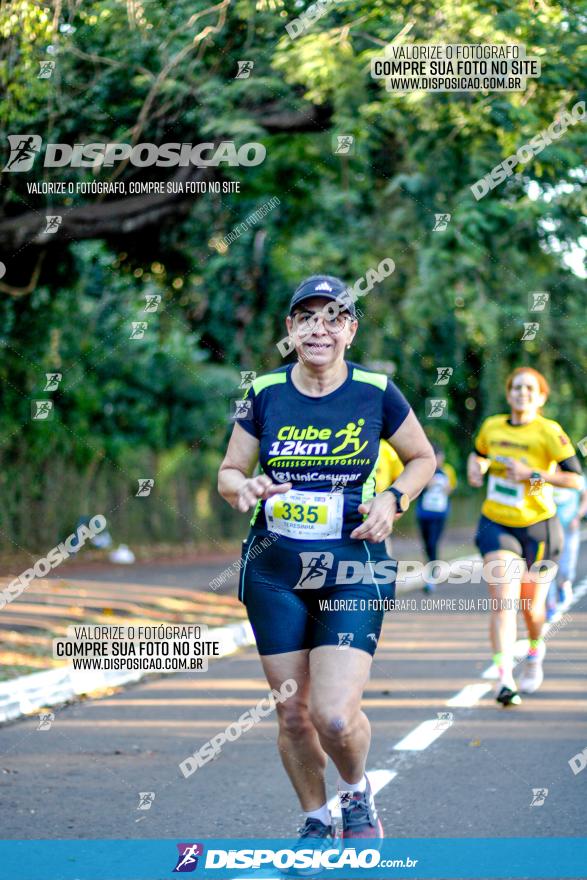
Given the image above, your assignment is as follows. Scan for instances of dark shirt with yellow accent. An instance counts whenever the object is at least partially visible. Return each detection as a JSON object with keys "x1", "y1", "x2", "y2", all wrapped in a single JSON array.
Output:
[
  {"x1": 474, "y1": 414, "x2": 576, "y2": 528},
  {"x1": 238, "y1": 361, "x2": 411, "y2": 540}
]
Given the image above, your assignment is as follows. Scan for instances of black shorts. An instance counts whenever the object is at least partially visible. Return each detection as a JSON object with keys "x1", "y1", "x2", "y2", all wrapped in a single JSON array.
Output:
[
  {"x1": 238, "y1": 534, "x2": 397, "y2": 656},
  {"x1": 475, "y1": 514, "x2": 563, "y2": 569}
]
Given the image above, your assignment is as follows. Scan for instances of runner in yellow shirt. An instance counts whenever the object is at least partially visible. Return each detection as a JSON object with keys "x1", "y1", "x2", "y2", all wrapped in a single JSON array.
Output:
[{"x1": 467, "y1": 367, "x2": 583, "y2": 706}]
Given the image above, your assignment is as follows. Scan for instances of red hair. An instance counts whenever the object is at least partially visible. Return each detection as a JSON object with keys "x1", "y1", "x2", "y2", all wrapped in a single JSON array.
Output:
[{"x1": 506, "y1": 367, "x2": 550, "y2": 400}]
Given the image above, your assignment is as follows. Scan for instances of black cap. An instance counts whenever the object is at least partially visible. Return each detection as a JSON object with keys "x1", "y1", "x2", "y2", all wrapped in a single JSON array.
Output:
[{"x1": 288, "y1": 275, "x2": 357, "y2": 319}]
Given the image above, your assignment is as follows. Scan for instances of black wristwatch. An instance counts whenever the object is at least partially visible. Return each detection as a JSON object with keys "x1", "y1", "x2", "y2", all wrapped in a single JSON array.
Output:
[{"x1": 386, "y1": 485, "x2": 410, "y2": 514}]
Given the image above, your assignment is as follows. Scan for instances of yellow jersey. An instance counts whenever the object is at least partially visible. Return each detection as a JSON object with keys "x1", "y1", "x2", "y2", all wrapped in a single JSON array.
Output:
[
  {"x1": 474, "y1": 414, "x2": 576, "y2": 527},
  {"x1": 375, "y1": 440, "x2": 404, "y2": 493}
]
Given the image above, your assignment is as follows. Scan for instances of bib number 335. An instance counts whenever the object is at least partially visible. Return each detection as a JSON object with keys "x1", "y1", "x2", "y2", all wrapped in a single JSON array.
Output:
[{"x1": 265, "y1": 489, "x2": 343, "y2": 540}]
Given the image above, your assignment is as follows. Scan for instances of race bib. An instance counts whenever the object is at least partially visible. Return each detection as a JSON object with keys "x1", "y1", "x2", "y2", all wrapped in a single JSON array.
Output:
[
  {"x1": 421, "y1": 485, "x2": 448, "y2": 513},
  {"x1": 487, "y1": 475, "x2": 524, "y2": 508},
  {"x1": 265, "y1": 489, "x2": 344, "y2": 540}
]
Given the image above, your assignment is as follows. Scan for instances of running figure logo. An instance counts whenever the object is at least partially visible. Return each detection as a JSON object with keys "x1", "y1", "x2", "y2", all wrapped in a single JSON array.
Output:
[
  {"x1": 3, "y1": 134, "x2": 42, "y2": 171},
  {"x1": 239, "y1": 371, "x2": 256, "y2": 389},
  {"x1": 31, "y1": 400, "x2": 53, "y2": 420},
  {"x1": 530, "y1": 788, "x2": 548, "y2": 806},
  {"x1": 334, "y1": 135, "x2": 354, "y2": 155},
  {"x1": 426, "y1": 399, "x2": 447, "y2": 418},
  {"x1": 130, "y1": 322, "x2": 148, "y2": 339},
  {"x1": 38, "y1": 61, "x2": 55, "y2": 78},
  {"x1": 173, "y1": 843, "x2": 204, "y2": 872},
  {"x1": 578, "y1": 437, "x2": 587, "y2": 458},
  {"x1": 36, "y1": 712, "x2": 54, "y2": 730},
  {"x1": 144, "y1": 294, "x2": 161, "y2": 312},
  {"x1": 295, "y1": 552, "x2": 334, "y2": 589},
  {"x1": 529, "y1": 292, "x2": 549, "y2": 312},
  {"x1": 44, "y1": 215, "x2": 62, "y2": 233},
  {"x1": 434, "y1": 367, "x2": 453, "y2": 385},
  {"x1": 44, "y1": 372, "x2": 62, "y2": 391},
  {"x1": 521, "y1": 322, "x2": 539, "y2": 341},
  {"x1": 433, "y1": 213, "x2": 451, "y2": 231},
  {"x1": 235, "y1": 60, "x2": 254, "y2": 78},
  {"x1": 136, "y1": 478, "x2": 155, "y2": 497},
  {"x1": 231, "y1": 399, "x2": 252, "y2": 420},
  {"x1": 332, "y1": 419, "x2": 367, "y2": 455},
  {"x1": 137, "y1": 792, "x2": 155, "y2": 810},
  {"x1": 434, "y1": 711, "x2": 453, "y2": 731},
  {"x1": 337, "y1": 632, "x2": 354, "y2": 649},
  {"x1": 528, "y1": 475, "x2": 545, "y2": 496}
]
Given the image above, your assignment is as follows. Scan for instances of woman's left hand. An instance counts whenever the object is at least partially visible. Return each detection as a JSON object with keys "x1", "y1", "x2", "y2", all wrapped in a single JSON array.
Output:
[
  {"x1": 350, "y1": 493, "x2": 397, "y2": 542},
  {"x1": 503, "y1": 457, "x2": 534, "y2": 482}
]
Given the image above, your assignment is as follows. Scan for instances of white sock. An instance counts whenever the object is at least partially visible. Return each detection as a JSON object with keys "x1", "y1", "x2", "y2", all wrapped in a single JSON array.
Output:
[
  {"x1": 339, "y1": 774, "x2": 367, "y2": 793},
  {"x1": 304, "y1": 804, "x2": 331, "y2": 826}
]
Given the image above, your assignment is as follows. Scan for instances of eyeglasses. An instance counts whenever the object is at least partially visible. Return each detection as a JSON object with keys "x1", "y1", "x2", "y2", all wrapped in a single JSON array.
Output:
[{"x1": 292, "y1": 309, "x2": 352, "y2": 335}]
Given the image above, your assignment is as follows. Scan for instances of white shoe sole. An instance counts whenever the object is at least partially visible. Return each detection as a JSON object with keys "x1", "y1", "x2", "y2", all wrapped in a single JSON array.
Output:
[{"x1": 519, "y1": 664, "x2": 544, "y2": 693}]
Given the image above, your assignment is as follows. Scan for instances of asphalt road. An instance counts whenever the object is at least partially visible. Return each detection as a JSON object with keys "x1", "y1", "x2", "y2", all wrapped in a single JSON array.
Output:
[{"x1": 1, "y1": 544, "x2": 586, "y2": 878}]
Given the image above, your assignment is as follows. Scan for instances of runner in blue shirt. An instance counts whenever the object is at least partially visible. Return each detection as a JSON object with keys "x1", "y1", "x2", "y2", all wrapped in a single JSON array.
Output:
[{"x1": 218, "y1": 275, "x2": 435, "y2": 856}]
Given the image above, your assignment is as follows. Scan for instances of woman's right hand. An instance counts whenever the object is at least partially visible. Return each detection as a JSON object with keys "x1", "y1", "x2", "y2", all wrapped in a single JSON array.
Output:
[
  {"x1": 467, "y1": 453, "x2": 485, "y2": 488},
  {"x1": 235, "y1": 475, "x2": 292, "y2": 512}
]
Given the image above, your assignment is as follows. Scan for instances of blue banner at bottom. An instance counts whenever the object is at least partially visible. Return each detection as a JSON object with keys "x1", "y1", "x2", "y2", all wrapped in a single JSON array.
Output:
[{"x1": 1, "y1": 838, "x2": 585, "y2": 880}]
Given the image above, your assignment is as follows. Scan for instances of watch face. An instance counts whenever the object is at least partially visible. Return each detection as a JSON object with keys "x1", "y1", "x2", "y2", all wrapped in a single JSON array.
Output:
[{"x1": 399, "y1": 492, "x2": 409, "y2": 511}]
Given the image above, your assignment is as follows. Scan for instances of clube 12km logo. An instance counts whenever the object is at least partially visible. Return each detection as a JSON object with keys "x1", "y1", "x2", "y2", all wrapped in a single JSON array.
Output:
[{"x1": 2, "y1": 135, "x2": 266, "y2": 171}]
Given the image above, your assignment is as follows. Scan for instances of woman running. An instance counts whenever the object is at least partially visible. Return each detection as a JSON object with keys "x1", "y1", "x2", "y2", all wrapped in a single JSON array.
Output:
[
  {"x1": 467, "y1": 367, "x2": 583, "y2": 706},
  {"x1": 218, "y1": 275, "x2": 435, "y2": 850}
]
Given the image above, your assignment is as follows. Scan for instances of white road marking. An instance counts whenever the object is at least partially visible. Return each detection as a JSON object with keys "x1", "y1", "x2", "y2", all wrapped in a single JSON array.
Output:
[
  {"x1": 393, "y1": 718, "x2": 452, "y2": 751},
  {"x1": 446, "y1": 683, "x2": 493, "y2": 707}
]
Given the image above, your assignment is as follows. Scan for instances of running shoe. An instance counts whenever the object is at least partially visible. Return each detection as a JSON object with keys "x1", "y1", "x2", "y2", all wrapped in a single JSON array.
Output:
[
  {"x1": 341, "y1": 778, "x2": 384, "y2": 840},
  {"x1": 519, "y1": 642, "x2": 546, "y2": 694},
  {"x1": 281, "y1": 818, "x2": 338, "y2": 877},
  {"x1": 495, "y1": 684, "x2": 522, "y2": 707}
]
